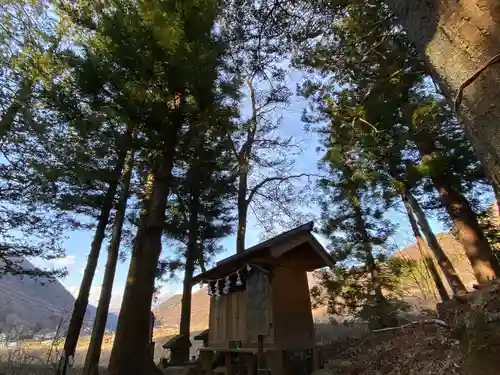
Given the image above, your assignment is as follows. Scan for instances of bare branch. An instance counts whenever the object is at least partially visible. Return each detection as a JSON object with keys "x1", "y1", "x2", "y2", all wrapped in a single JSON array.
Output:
[{"x1": 247, "y1": 172, "x2": 315, "y2": 204}]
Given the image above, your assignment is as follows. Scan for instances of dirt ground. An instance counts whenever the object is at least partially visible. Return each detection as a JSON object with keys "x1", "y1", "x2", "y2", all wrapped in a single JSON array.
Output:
[
  {"x1": 319, "y1": 282, "x2": 500, "y2": 375},
  {"x1": 320, "y1": 323, "x2": 463, "y2": 375}
]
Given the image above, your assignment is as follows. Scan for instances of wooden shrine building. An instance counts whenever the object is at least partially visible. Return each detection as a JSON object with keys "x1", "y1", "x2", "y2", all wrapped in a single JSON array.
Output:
[{"x1": 192, "y1": 222, "x2": 334, "y2": 375}]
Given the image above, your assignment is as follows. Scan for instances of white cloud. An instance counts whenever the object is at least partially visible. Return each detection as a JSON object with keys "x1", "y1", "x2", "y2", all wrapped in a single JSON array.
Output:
[
  {"x1": 30, "y1": 255, "x2": 77, "y2": 270},
  {"x1": 67, "y1": 284, "x2": 80, "y2": 298},
  {"x1": 65, "y1": 284, "x2": 124, "y2": 311},
  {"x1": 89, "y1": 286, "x2": 102, "y2": 305},
  {"x1": 153, "y1": 284, "x2": 183, "y2": 306},
  {"x1": 109, "y1": 289, "x2": 124, "y2": 310},
  {"x1": 79, "y1": 268, "x2": 85, "y2": 276},
  {"x1": 51, "y1": 255, "x2": 77, "y2": 267}
]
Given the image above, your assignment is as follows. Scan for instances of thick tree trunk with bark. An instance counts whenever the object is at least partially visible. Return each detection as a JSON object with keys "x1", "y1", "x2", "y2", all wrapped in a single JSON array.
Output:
[
  {"x1": 433, "y1": 177, "x2": 500, "y2": 282},
  {"x1": 351, "y1": 193, "x2": 386, "y2": 307},
  {"x1": 107, "y1": 157, "x2": 173, "y2": 375},
  {"x1": 383, "y1": 0, "x2": 500, "y2": 196},
  {"x1": 82, "y1": 148, "x2": 135, "y2": 375},
  {"x1": 58, "y1": 126, "x2": 133, "y2": 375},
  {"x1": 405, "y1": 186, "x2": 468, "y2": 295},
  {"x1": 401, "y1": 191, "x2": 450, "y2": 301},
  {"x1": 107, "y1": 102, "x2": 183, "y2": 375},
  {"x1": 413, "y1": 133, "x2": 500, "y2": 283},
  {"x1": 236, "y1": 163, "x2": 249, "y2": 254},
  {"x1": 178, "y1": 193, "x2": 199, "y2": 363}
]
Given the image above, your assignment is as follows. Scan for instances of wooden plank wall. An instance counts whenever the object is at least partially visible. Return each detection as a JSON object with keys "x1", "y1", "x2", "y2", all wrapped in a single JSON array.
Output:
[
  {"x1": 271, "y1": 265, "x2": 314, "y2": 349},
  {"x1": 208, "y1": 284, "x2": 275, "y2": 348},
  {"x1": 246, "y1": 271, "x2": 271, "y2": 336}
]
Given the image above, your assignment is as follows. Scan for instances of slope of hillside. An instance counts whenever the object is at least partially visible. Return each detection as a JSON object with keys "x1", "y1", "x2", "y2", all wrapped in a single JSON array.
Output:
[
  {"x1": 394, "y1": 232, "x2": 477, "y2": 310},
  {"x1": 154, "y1": 289, "x2": 210, "y2": 332},
  {"x1": 0, "y1": 258, "x2": 118, "y2": 334}
]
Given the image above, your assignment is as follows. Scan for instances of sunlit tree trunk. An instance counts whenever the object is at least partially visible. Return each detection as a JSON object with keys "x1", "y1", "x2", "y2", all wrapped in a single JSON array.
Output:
[
  {"x1": 383, "y1": 0, "x2": 500, "y2": 198},
  {"x1": 412, "y1": 131, "x2": 500, "y2": 283},
  {"x1": 82, "y1": 147, "x2": 135, "y2": 375},
  {"x1": 404, "y1": 186, "x2": 468, "y2": 294},
  {"x1": 58, "y1": 125, "x2": 133, "y2": 375},
  {"x1": 401, "y1": 191, "x2": 450, "y2": 301},
  {"x1": 107, "y1": 98, "x2": 184, "y2": 375}
]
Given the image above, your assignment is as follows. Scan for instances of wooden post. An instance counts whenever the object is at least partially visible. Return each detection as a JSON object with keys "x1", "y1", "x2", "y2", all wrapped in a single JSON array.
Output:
[
  {"x1": 247, "y1": 355, "x2": 256, "y2": 375},
  {"x1": 150, "y1": 311, "x2": 155, "y2": 343},
  {"x1": 200, "y1": 350, "x2": 214, "y2": 375},
  {"x1": 149, "y1": 342, "x2": 155, "y2": 363},
  {"x1": 237, "y1": 354, "x2": 244, "y2": 375},
  {"x1": 225, "y1": 352, "x2": 233, "y2": 375},
  {"x1": 257, "y1": 335, "x2": 265, "y2": 374}
]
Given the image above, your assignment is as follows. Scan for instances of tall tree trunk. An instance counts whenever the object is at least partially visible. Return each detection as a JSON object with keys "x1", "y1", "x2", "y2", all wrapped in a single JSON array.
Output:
[
  {"x1": 401, "y1": 191, "x2": 450, "y2": 301},
  {"x1": 58, "y1": 126, "x2": 133, "y2": 375},
  {"x1": 236, "y1": 79, "x2": 257, "y2": 254},
  {"x1": 413, "y1": 133, "x2": 500, "y2": 283},
  {"x1": 82, "y1": 148, "x2": 135, "y2": 375},
  {"x1": 350, "y1": 192, "x2": 386, "y2": 307},
  {"x1": 432, "y1": 176, "x2": 500, "y2": 282},
  {"x1": 382, "y1": 0, "x2": 500, "y2": 198},
  {"x1": 351, "y1": 195, "x2": 392, "y2": 328},
  {"x1": 107, "y1": 99, "x2": 184, "y2": 375},
  {"x1": 236, "y1": 163, "x2": 249, "y2": 254},
  {"x1": 405, "y1": 186, "x2": 468, "y2": 295},
  {"x1": 178, "y1": 192, "x2": 199, "y2": 364}
]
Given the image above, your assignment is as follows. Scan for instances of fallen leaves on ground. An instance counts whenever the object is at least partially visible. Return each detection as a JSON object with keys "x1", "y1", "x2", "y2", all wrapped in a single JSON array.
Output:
[{"x1": 321, "y1": 324, "x2": 463, "y2": 375}]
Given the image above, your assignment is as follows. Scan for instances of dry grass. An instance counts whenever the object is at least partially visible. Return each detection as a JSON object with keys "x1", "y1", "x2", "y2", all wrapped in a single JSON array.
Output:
[
  {"x1": 449, "y1": 282, "x2": 500, "y2": 375},
  {"x1": 0, "y1": 326, "x2": 201, "y2": 370},
  {"x1": 320, "y1": 323, "x2": 463, "y2": 375},
  {"x1": 317, "y1": 280, "x2": 500, "y2": 375}
]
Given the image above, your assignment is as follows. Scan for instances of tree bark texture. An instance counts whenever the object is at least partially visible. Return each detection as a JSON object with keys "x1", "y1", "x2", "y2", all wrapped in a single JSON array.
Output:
[
  {"x1": 405, "y1": 186, "x2": 468, "y2": 295},
  {"x1": 82, "y1": 148, "x2": 135, "y2": 375},
  {"x1": 178, "y1": 192, "x2": 199, "y2": 364},
  {"x1": 236, "y1": 164, "x2": 249, "y2": 254},
  {"x1": 401, "y1": 191, "x2": 450, "y2": 301},
  {"x1": 351, "y1": 193, "x2": 386, "y2": 307},
  {"x1": 383, "y1": 0, "x2": 500, "y2": 197},
  {"x1": 236, "y1": 79, "x2": 257, "y2": 254},
  {"x1": 413, "y1": 133, "x2": 500, "y2": 283},
  {"x1": 58, "y1": 126, "x2": 133, "y2": 375},
  {"x1": 107, "y1": 105, "x2": 183, "y2": 375}
]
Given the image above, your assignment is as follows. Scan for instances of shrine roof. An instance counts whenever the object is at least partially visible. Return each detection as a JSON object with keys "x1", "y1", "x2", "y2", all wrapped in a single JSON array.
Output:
[{"x1": 192, "y1": 221, "x2": 334, "y2": 284}]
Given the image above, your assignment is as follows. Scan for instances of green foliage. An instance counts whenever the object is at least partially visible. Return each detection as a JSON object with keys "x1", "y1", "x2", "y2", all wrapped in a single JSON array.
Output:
[
  {"x1": 0, "y1": 0, "x2": 495, "y2": 340},
  {"x1": 161, "y1": 128, "x2": 238, "y2": 277},
  {"x1": 294, "y1": 0, "x2": 491, "y2": 325},
  {"x1": 0, "y1": 0, "x2": 73, "y2": 279}
]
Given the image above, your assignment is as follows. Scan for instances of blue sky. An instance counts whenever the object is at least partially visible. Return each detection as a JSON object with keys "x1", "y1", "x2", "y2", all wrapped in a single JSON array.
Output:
[{"x1": 32, "y1": 68, "x2": 452, "y2": 311}]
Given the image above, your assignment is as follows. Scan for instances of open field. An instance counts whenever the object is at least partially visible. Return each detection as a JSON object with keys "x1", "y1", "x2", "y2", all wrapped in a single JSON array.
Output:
[{"x1": 0, "y1": 326, "x2": 204, "y2": 370}]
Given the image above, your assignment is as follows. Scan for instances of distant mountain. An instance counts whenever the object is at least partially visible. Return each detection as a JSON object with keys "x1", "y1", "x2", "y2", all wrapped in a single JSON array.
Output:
[
  {"x1": 0, "y1": 258, "x2": 118, "y2": 335},
  {"x1": 154, "y1": 289, "x2": 210, "y2": 332},
  {"x1": 393, "y1": 232, "x2": 477, "y2": 310}
]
